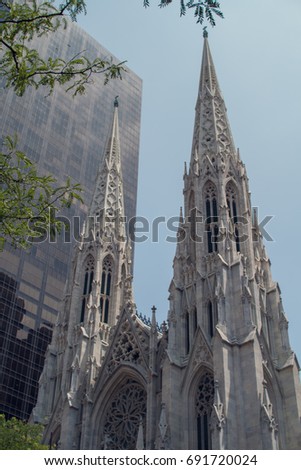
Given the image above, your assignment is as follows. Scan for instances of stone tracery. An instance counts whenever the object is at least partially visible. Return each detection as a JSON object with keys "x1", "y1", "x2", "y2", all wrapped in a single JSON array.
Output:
[
  {"x1": 100, "y1": 379, "x2": 147, "y2": 450},
  {"x1": 195, "y1": 371, "x2": 215, "y2": 449},
  {"x1": 106, "y1": 318, "x2": 148, "y2": 375},
  {"x1": 196, "y1": 371, "x2": 215, "y2": 417}
]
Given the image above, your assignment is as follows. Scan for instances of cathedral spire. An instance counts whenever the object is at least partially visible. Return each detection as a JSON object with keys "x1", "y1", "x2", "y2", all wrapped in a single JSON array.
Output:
[
  {"x1": 33, "y1": 98, "x2": 135, "y2": 442},
  {"x1": 87, "y1": 97, "x2": 126, "y2": 241},
  {"x1": 191, "y1": 35, "x2": 236, "y2": 163}
]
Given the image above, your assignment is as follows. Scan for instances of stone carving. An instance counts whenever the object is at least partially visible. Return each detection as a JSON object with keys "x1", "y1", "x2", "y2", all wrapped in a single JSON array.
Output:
[
  {"x1": 195, "y1": 371, "x2": 215, "y2": 417},
  {"x1": 106, "y1": 318, "x2": 149, "y2": 375},
  {"x1": 211, "y1": 380, "x2": 225, "y2": 430},
  {"x1": 193, "y1": 148, "x2": 200, "y2": 176},
  {"x1": 261, "y1": 380, "x2": 278, "y2": 449},
  {"x1": 192, "y1": 334, "x2": 213, "y2": 369},
  {"x1": 199, "y1": 86, "x2": 233, "y2": 157},
  {"x1": 261, "y1": 381, "x2": 278, "y2": 432},
  {"x1": 136, "y1": 417, "x2": 145, "y2": 450},
  {"x1": 100, "y1": 379, "x2": 146, "y2": 450},
  {"x1": 157, "y1": 403, "x2": 170, "y2": 449}
]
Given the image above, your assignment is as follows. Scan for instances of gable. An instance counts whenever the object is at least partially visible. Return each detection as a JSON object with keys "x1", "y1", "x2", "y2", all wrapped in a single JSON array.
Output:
[
  {"x1": 94, "y1": 310, "x2": 151, "y2": 390},
  {"x1": 106, "y1": 315, "x2": 150, "y2": 375},
  {"x1": 181, "y1": 326, "x2": 213, "y2": 391}
]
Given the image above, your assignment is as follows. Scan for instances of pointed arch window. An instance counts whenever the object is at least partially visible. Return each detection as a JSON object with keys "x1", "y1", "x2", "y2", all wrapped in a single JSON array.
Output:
[
  {"x1": 226, "y1": 183, "x2": 240, "y2": 252},
  {"x1": 121, "y1": 264, "x2": 126, "y2": 283},
  {"x1": 193, "y1": 307, "x2": 198, "y2": 334},
  {"x1": 196, "y1": 372, "x2": 214, "y2": 450},
  {"x1": 185, "y1": 311, "x2": 190, "y2": 355},
  {"x1": 80, "y1": 255, "x2": 95, "y2": 323},
  {"x1": 186, "y1": 308, "x2": 198, "y2": 355},
  {"x1": 204, "y1": 182, "x2": 219, "y2": 253},
  {"x1": 100, "y1": 256, "x2": 113, "y2": 324},
  {"x1": 207, "y1": 300, "x2": 217, "y2": 339}
]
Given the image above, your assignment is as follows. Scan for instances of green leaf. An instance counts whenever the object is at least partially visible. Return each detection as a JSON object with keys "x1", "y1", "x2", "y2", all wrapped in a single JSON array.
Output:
[
  {"x1": 0, "y1": 135, "x2": 83, "y2": 251},
  {"x1": 0, "y1": 414, "x2": 48, "y2": 450}
]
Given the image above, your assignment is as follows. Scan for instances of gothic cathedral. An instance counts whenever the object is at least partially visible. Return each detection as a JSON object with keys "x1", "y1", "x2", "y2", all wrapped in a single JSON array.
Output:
[{"x1": 33, "y1": 35, "x2": 301, "y2": 450}]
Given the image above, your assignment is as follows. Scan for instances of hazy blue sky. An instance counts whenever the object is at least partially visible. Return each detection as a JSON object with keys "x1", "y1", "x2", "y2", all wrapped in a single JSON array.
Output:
[{"x1": 78, "y1": 1, "x2": 301, "y2": 361}]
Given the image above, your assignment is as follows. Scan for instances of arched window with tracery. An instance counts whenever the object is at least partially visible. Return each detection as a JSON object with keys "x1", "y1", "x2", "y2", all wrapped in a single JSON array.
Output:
[
  {"x1": 226, "y1": 183, "x2": 240, "y2": 252},
  {"x1": 204, "y1": 182, "x2": 218, "y2": 253},
  {"x1": 195, "y1": 371, "x2": 214, "y2": 450},
  {"x1": 80, "y1": 255, "x2": 95, "y2": 322},
  {"x1": 100, "y1": 256, "x2": 113, "y2": 324},
  {"x1": 100, "y1": 378, "x2": 147, "y2": 449}
]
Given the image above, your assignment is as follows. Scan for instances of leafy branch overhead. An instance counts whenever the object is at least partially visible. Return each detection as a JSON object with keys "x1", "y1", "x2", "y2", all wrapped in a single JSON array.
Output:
[
  {"x1": 0, "y1": 136, "x2": 83, "y2": 251},
  {"x1": 143, "y1": 1, "x2": 223, "y2": 26},
  {"x1": 0, "y1": 0, "x2": 126, "y2": 96}
]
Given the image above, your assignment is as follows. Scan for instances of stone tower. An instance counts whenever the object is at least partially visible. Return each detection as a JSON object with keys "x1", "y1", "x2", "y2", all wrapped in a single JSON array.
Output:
[
  {"x1": 34, "y1": 36, "x2": 301, "y2": 450},
  {"x1": 164, "y1": 32, "x2": 301, "y2": 449},
  {"x1": 33, "y1": 99, "x2": 135, "y2": 448}
]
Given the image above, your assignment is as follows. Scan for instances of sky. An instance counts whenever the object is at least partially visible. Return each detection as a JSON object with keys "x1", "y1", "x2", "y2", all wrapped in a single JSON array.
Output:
[{"x1": 77, "y1": 0, "x2": 301, "y2": 361}]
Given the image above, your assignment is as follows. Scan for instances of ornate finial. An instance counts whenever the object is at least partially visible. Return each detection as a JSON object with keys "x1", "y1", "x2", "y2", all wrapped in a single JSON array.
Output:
[
  {"x1": 114, "y1": 96, "x2": 119, "y2": 107},
  {"x1": 151, "y1": 305, "x2": 157, "y2": 334},
  {"x1": 203, "y1": 26, "x2": 208, "y2": 38}
]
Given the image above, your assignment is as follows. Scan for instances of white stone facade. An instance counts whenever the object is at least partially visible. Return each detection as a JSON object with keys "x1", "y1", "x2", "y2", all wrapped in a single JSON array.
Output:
[{"x1": 33, "y1": 38, "x2": 301, "y2": 450}]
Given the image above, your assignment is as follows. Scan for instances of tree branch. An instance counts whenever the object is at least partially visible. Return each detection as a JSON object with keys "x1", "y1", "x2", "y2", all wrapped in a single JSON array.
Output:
[
  {"x1": 0, "y1": 0, "x2": 75, "y2": 25},
  {"x1": 0, "y1": 39, "x2": 19, "y2": 71}
]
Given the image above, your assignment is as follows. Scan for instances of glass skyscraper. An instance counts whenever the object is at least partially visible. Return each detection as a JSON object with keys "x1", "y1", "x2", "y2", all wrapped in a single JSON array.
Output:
[{"x1": 0, "y1": 17, "x2": 142, "y2": 420}]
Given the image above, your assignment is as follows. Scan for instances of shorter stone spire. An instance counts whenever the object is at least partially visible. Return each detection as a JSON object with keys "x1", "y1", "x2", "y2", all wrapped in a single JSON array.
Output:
[{"x1": 87, "y1": 100, "x2": 126, "y2": 242}]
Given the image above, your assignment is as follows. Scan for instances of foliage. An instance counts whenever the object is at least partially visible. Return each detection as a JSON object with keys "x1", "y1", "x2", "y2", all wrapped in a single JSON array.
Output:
[
  {"x1": 0, "y1": 1, "x2": 126, "y2": 96},
  {"x1": 143, "y1": 0, "x2": 224, "y2": 26},
  {"x1": 0, "y1": 414, "x2": 48, "y2": 449},
  {"x1": 0, "y1": 2, "x2": 94, "y2": 251},
  {"x1": 0, "y1": 135, "x2": 83, "y2": 251}
]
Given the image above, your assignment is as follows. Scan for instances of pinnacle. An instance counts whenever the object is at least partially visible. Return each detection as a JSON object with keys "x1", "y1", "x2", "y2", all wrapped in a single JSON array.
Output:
[
  {"x1": 86, "y1": 101, "x2": 126, "y2": 241},
  {"x1": 190, "y1": 34, "x2": 236, "y2": 163}
]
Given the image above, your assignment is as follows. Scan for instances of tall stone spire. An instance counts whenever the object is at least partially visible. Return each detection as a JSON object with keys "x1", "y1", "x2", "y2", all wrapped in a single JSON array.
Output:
[
  {"x1": 191, "y1": 34, "x2": 236, "y2": 166},
  {"x1": 165, "y1": 34, "x2": 301, "y2": 450},
  {"x1": 87, "y1": 96, "x2": 126, "y2": 242}
]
